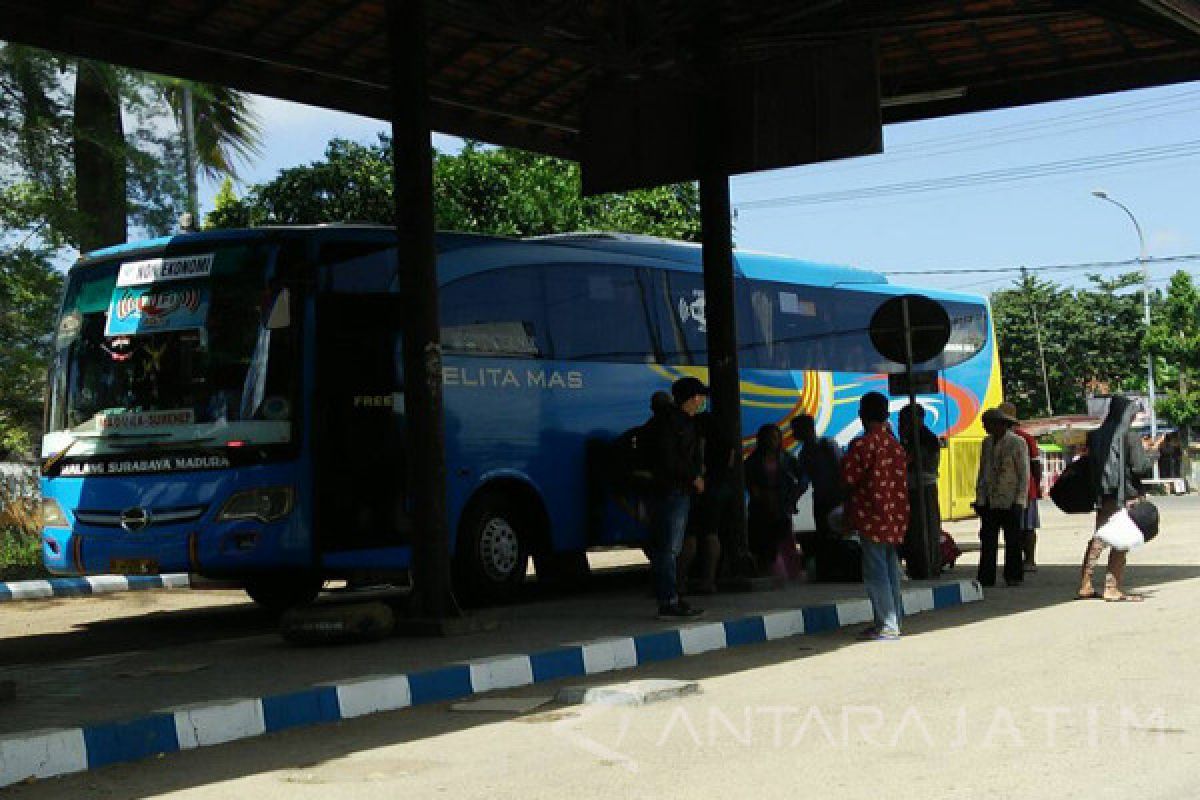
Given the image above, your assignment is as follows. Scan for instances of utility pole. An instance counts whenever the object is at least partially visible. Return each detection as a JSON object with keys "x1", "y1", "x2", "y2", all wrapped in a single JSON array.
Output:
[
  {"x1": 181, "y1": 85, "x2": 199, "y2": 228},
  {"x1": 1092, "y1": 191, "x2": 1159, "y2": 478},
  {"x1": 1021, "y1": 267, "x2": 1054, "y2": 417}
]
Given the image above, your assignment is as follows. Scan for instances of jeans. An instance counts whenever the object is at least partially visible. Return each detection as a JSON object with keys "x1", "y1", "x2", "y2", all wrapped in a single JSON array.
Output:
[
  {"x1": 860, "y1": 536, "x2": 904, "y2": 635},
  {"x1": 977, "y1": 506, "x2": 1024, "y2": 586},
  {"x1": 651, "y1": 491, "x2": 691, "y2": 607}
]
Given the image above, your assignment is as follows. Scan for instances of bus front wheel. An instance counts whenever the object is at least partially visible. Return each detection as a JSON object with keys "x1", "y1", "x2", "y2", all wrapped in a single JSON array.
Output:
[
  {"x1": 454, "y1": 493, "x2": 530, "y2": 605},
  {"x1": 244, "y1": 576, "x2": 324, "y2": 612}
]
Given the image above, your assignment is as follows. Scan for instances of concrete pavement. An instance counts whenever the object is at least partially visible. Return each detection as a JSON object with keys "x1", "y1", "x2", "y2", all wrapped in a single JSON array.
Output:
[{"x1": 5, "y1": 496, "x2": 1198, "y2": 798}]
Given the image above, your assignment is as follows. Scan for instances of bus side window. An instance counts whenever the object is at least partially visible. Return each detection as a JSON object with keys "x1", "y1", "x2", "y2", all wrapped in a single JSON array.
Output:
[
  {"x1": 441, "y1": 267, "x2": 550, "y2": 358},
  {"x1": 737, "y1": 279, "x2": 830, "y2": 371},
  {"x1": 544, "y1": 264, "x2": 658, "y2": 363},
  {"x1": 649, "y1": 270, "x2": 707, "y2": 366},
  {"x1": 320, "y1": 242, "x2": 397, "y2": 293}
]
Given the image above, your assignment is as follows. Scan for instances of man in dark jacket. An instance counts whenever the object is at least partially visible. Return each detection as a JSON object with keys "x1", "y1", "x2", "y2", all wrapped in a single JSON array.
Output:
[
  {"x1": 791, "y1": 414, "x2": 844, "y2": 580},
  {"x1": 645, "y1": 377, "x2": 707, "y2": 618},
  {"x1": 682, "y1": 408, "x2": 735, "y2": 593}
]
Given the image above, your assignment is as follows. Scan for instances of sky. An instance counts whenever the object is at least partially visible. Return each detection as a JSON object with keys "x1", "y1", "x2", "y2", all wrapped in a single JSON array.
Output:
[{"x1": 198, "y1": 82, "x2": 1200, "y2": 297}]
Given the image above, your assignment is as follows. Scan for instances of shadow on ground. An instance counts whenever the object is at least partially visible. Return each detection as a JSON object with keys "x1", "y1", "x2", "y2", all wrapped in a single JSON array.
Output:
[{"x1": 5, "y1": 550, "x2": 1199, "y2": 799}]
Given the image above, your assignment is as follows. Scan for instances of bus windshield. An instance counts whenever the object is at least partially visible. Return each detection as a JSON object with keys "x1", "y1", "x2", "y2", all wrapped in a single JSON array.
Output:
[{"x1": 44, "y1": 243, "x2": 298, "y2": 458}]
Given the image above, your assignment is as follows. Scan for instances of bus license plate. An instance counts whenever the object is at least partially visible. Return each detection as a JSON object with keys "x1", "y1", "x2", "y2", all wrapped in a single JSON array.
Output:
[{"x1": 110, "y1": 558, "x2": 159, "y2": 575}]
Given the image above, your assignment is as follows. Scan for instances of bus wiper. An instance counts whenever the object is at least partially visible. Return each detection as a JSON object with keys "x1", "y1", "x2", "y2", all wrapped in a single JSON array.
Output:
[
  {"x1": 77, "y1": 431, "x2": 174, "y2": 440},
  {"x1": 41, "y1": 438, "x2": 79, "y2": 477},
  {"x1": 107, "y1": 434, "x2": 218, "y2": 449}
]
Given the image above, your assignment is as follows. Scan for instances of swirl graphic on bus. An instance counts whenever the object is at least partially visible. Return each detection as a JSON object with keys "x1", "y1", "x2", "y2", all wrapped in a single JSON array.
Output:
[{"x1": 649, "y1": 365, "x2": 981, "y2": 452}]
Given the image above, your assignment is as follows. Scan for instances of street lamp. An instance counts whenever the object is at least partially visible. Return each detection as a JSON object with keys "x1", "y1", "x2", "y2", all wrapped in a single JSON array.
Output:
[{"x1": 1091, "y1": 190, "x2": 1159, "y2": 478}]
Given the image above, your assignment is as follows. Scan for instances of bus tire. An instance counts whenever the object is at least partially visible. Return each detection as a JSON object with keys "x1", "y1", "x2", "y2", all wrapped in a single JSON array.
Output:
[
  {"x1": 244, "y1": 575, "x2": 324, "y2": 612},
  {"x1": 454, "y1": 492, "x2": 530, "y2": 606}
]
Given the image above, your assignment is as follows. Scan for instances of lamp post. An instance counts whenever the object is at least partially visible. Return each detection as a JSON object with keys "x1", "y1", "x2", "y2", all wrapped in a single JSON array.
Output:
[{"x1": 1091, "y1": 190, "x2": 1159, "y2": 478}]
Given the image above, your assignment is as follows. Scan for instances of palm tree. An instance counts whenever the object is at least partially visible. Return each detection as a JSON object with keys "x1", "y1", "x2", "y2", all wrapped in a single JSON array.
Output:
[
  {"x1": 69, "y1": 58, "x2": 263, "y2": 250},
  {"x1": 155, "y1": 77, "x2": 263, "y2": 220}
]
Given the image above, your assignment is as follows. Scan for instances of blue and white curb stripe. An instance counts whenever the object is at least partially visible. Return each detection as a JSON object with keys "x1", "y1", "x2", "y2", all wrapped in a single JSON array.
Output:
[
  {"x1": 0, "y1": 579, "x2": 982, "y2": 787},
  {"x1": 0, "y1": 573, "x2": 190, "y2": 603}
]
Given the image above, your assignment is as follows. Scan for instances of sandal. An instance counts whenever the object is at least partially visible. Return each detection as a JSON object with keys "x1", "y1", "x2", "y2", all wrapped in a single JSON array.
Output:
[{"x1": 1075, "y1": 590, "x2": 1098, "y2": 600}]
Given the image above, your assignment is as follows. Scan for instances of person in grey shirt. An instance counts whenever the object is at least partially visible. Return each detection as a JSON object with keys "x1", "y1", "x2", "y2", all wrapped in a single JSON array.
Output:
[{"x1": 974, "y1": 407, "x2": 1030, "y2": 587}]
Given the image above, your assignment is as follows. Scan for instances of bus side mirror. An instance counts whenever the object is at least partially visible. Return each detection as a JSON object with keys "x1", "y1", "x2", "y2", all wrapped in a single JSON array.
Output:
[{"x1": 266, "y1": 289, "x2": 291, "y2": 330}]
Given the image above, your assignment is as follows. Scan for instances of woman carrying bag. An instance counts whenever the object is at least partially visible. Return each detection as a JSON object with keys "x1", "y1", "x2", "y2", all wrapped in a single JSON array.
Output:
[{"x1": 1077, "y1": 395, "x2": 1154, "y2": 602}]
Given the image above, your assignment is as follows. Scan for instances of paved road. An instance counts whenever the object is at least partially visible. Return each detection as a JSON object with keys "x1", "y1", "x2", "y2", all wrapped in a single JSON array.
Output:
[{"x1": 8, "y1": 496, "x2": 1198, "y2": 799}]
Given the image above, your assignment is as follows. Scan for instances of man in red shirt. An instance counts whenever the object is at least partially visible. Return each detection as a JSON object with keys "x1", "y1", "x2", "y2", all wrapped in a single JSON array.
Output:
[
  {"x1": 999, "y1": 402, "x2": 1042, "y2": 572},
  {"x1": 841, "y1": 391, "x2": 911, "y2": 640}
]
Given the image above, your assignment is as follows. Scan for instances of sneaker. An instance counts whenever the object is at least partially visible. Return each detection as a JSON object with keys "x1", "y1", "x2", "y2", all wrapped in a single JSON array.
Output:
[
  {"x1": 860, "y1": 628, "x2": 900, "y2": 641},
  {"x1": 657, "y1": 601, "x2": 704, "y2": 619}
]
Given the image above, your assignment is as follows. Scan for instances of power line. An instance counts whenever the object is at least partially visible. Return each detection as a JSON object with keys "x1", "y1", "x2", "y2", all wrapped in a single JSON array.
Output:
[
  {"x1": 735, "y1": 139, "x2": 1200, "y2": 210},
  {"x1": 883, "y1": 253, "x2": 1200, "y2": 277},
  {"x1": 733, "y1": 87, "x2": 1200, "y2": 188}
]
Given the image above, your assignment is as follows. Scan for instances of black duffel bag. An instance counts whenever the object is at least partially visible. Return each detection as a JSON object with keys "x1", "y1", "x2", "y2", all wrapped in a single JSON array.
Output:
[{"x1": 1049, "y1": 457, "x2": 1097, "y2": 514}]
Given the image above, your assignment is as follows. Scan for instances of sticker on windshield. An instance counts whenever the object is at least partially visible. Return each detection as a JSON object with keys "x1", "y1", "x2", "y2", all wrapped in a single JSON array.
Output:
[
  {"x1": 98, "y1": 409, "x2": 195, "y2": 431},
  {"x1": 116, "y1": 254, "x2": 214, "y2": 287},
  {"x1": 104, "y1": 284, "x2": 210, "y2": 336},
  {"x1": 56, "y1": 310, "x2": 83, "y2": 348}
]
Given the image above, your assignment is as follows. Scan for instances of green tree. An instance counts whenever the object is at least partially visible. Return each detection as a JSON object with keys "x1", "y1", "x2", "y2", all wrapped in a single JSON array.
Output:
[
  {"x1": 991, "y1": 271, "x2": 1064, "y2": 418},
  {"x1": 1, "y1": 42, "x2": 262, "y2": 250},
  {"x1": 992, "y1": 271, "x2": 1149, "y2": 418},
  {"x1": 0, "y1": 246, "x2": 62, "y2": 457},
  {"x1": 207, "y1": 136, "x2": 702, "y2": 241},
  {"x1": 1147, "y1": 271, "x2": 1200, "y2": 430}
]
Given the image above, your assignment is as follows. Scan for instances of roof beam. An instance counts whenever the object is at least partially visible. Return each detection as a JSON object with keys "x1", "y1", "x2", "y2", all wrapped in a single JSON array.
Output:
[
  {"x1": 0, "y1": 1, "x2": 578, "y2": 155},
  {"x1": 428, "y1": 1, "x2": 635, "y2": 73},
  {"x1": 883, "y1": 47, "x2": 1200, "y2": 124},
  {"x1": 1137, "y1": 0, "x2": 1200, "y2": 37},
  {"x1": 1074, "y1": 0, "x2": 1200, "y2": 44}
]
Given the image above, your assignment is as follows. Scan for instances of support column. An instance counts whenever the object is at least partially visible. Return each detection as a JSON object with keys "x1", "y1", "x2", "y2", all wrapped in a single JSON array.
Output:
[
  {"x1": 700, "y1": 173, "x2": 751, "y2": 576},
  {"x1": 386, "y1": 0, "x2": 453, "y2": 617},
  {"x1": 696, "y1": 4, "x2": 751, "y2": 576}
]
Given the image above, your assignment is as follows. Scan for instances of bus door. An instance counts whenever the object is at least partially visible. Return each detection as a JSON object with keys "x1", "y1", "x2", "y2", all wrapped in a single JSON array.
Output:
[{"x1": 314, "y1": 293, "x2": 412, "y2": 557}]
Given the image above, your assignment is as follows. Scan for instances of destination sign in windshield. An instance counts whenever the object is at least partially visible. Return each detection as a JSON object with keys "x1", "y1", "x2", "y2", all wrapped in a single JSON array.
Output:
[{"x1": 116, "y1": 254, "x2": 214, "y2": 287}]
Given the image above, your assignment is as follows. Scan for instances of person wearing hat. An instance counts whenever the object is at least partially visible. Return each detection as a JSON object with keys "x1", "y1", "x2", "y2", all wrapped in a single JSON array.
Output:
[
  {"x1": 643, "y1": 376, "x2": 708, "y2": 619},
  {"x1": 974, "y1": 406, "x2": 1030, "y2": 587},
  {"x1": 998, "y1": 402, "x2": 1043, "y2": 572}
]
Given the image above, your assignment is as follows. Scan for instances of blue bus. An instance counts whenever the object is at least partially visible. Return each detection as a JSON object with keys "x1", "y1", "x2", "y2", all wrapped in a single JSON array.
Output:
[{"x1": 40, "y1": 226, "x2": 1001, "y2": 607}]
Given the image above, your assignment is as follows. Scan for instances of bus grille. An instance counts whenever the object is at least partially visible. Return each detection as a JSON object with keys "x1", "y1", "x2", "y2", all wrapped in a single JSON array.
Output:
[{"x1": 74, "y1": 506, "x2": 207, "y2": 529}]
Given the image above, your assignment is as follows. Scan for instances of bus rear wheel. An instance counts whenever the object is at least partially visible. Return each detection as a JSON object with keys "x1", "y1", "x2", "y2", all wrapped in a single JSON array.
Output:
[
  {"x1": 244, "y1": 576, "x2": 324, "y2": 612},
  {"x1": 454, "y1": 493, "x2": 530, "y2": 606}
]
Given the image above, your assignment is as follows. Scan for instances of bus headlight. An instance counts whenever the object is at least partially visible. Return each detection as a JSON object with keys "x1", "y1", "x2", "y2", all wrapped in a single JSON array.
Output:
[
  {"x1": 42, "y1": 498, "x2": 69, "y2": 528},
  {"x1": 217, "y1": 487, "x2": 295, "y2": 523}
]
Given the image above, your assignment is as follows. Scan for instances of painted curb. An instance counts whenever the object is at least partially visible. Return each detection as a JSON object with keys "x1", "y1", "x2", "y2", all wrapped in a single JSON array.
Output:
[
  {"x1": 0, "y1": 579, "x2": 982, "y2": 788},
  {"x1": 0, "y1": 574, "x2": 190, "y2": 603}
]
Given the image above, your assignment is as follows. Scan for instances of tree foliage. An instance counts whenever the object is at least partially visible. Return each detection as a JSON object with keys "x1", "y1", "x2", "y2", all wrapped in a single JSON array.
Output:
[
  {"x1": 0, "y1": 42, "x2": 261, "y2": 451},
  {"x1": 0, "y1": 247, "x2": 62, "y2": 457},
  {"x1": 992, "y1": 271, "x2": 1148, "y2": 419},
  {"x1": 206, "y1": 137, "x2": 702, "y2": 241},
  {"x1": 1147, "y1": 271, "x2": 1200, "y2": 428}
]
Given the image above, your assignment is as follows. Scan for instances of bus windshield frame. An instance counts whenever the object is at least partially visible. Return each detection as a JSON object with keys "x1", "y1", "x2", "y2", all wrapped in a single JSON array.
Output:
[{"x1": 43, "y1": 241, "x2": 301, "y2": 464}]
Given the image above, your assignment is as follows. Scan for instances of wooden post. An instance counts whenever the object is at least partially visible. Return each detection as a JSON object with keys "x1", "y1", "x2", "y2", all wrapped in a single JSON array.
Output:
[{"x1": 386, "y1": 0, "x2": 453, "y2": 617}]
